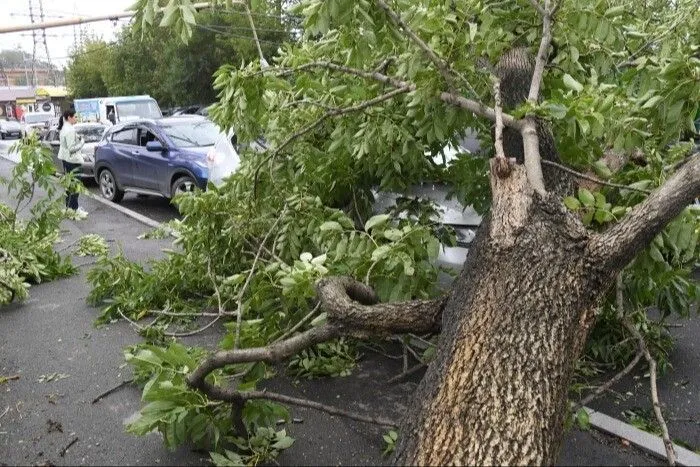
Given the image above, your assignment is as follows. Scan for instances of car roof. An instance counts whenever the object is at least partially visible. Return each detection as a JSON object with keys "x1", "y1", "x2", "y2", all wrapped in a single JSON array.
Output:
[
  {"x1": 106, "y1": 115, "x2": 209, "y2": 133},
  {"x1": 75, "y1": 122, "x2": 106, "y2": 127}
]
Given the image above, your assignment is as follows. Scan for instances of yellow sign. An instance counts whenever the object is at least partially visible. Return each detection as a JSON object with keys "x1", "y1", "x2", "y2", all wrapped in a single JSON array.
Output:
[
  {"x1": 35, "y1": 87, "x2": 68, "y2": 98},
  {"x1": 16, "y1": 98, "x2": 36, "y2": 105}
]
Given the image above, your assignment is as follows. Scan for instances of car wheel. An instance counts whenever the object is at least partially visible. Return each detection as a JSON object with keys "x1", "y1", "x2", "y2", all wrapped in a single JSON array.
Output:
[
  {"x1": 99, "y1": 168, "x2": 124, "y2": 203},
  {"x1": 171, "y1": 176, "x2": 197, "y2": 198}
]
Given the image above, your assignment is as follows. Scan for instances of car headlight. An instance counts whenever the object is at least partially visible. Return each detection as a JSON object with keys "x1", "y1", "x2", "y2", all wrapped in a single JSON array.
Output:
[{"x1": 453, "y1": 226, "x2": 477, "y2": 247}]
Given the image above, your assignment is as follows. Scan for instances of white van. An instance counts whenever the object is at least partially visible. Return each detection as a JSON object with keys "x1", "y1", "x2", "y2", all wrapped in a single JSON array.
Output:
[{"x1": 74, "y1": 95, "x2": 162, "y2": 125}]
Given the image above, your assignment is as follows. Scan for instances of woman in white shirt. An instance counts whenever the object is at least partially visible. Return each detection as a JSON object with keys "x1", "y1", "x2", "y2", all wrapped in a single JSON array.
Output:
[{"x1": 57, "y1": 109, "x2": 86, "y2": 215}]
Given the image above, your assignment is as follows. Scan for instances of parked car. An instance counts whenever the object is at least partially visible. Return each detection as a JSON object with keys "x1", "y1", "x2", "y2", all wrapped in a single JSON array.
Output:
[
  {"x1": 0, "y1": 117, "x2": 22, "y2": 139},
  {"x1": 20, "y1": 112, "x2": 53, "y2": 138},
  {"x1": 94, "y1": 115, "x2": 239, "y2": 202},
  {"x1": 42, "y1": 123, "x2": 108, "y2": 178},
  {"x1": 373, "y1": 129, "x2": 484, "y2": 270},
  {"x1": 172, "y1": 104, "x2": 206, "y2": 116}
]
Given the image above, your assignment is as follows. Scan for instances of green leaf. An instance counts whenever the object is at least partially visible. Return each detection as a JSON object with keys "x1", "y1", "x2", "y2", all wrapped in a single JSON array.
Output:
[
  {"x1": 271, "y1": 435, "x2": 295, "y2": 450},
  {"x1": 383, "y1": 229, "x2": 403, "y2": 242},
  {"x1": 603, "y1": 6, "x2": 625, "y2": 18},
  {"x1": 578, "y1": 188, "x2": 596, "y2": 207},
  {"x1": 592, "y1": 161, "x2": 613, "y2": 179},
  {"x1": 641, "y1": 95, "x2": 664, "y2": 110},
  {"x1": 564, "y1": 196, "x2": 581, "y2": 210},
  {"x1": 563, "y1": 74, "x2": 584, "y2": 92},
  {"x1": 468, "y1": 22, "x2": 478, "y2": 42},
  {"x1": 576, "y1": 408, "x2": 591, "y2": 430},
  {"x1": 371, "y1": 245, "x2": 391, "y2": 262},
  {"x1": 649, "y1": 245, "x2": 665, "y2": 263},
  {"x1": 319, "y1": 221, "x2": 343, "y2": 232},
  {"x1": 364, "y1": 214, "x2": 391, "y2": 232}
]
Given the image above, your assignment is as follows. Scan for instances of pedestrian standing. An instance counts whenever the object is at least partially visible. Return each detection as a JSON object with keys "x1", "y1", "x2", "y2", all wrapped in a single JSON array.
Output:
[{"x1": 57, "y1": 109, "x2": 87, "y2": 216}]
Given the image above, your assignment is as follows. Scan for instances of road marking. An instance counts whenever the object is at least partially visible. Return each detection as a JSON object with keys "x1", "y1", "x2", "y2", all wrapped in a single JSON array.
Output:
[{"x1": 584, "y1": 407, "x2": 700, "y2": 466}]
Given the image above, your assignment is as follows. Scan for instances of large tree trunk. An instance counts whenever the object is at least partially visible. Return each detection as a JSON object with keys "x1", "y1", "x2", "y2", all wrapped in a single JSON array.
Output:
[
  {"x1": 393, "y1": 150, "x2": 700, "y2": 464},
  {"x1": 395, "y1": 165, "x2": 608, "y2": 465}
]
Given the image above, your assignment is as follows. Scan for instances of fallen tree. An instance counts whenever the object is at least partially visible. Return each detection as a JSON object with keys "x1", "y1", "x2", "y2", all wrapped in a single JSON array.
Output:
[{"x1": 97, "y1": 0, "x2": 699, "y2": 465}]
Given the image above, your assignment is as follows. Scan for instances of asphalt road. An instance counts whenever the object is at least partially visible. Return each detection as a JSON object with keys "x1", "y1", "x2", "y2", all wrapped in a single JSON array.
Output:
[{"x1": 0, "y1": 139, "x2": 180, "y2": 224}]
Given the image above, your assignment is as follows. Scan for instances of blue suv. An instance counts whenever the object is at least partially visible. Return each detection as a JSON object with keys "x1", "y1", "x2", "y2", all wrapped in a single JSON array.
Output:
[{"x1": 94, "y1": 115, "x2": 224, "y2": 203}]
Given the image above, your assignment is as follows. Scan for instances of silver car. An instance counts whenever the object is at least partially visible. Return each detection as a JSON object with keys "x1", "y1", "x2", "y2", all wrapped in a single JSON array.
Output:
[
  {"x1": 20, "y1": 112, "x2": 53, "y2": 138},
  {"x1": 373, "y1": 130, "x2": 484, "y2": 271},
  {"x1": 42, "y1": 123, "x2": 108, "y2": 178},
  {"x1": 0, "y1": 117, "x2": 22, "y2": 140}
]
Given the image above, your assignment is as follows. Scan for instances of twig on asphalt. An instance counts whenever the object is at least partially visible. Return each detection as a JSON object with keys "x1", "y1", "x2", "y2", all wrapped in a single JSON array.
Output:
[
  {"x1": 244, "y1": 390, "x2": 398, "y2": 428},
  {"x1": 92, "y1": 379, "x2": 134, "y2": 404},
  {"x1": 0, "y1": 375, "x2": 20, "y2": 384},
  {"x1": 0, "y1": 405, "x2": 9, "y2": 420},
  {"x1": 572, "y1": 349, "x2": 644, "y2": 411},
  {"x1": 616, "y1": 273, "x2": 677, "y2": 466},
  {"x1": 59, "y1": 436, "x2": 79, "y2": 457},
  {"x1": 388, "y1": 363, "x2": 426, "y2": 384}
]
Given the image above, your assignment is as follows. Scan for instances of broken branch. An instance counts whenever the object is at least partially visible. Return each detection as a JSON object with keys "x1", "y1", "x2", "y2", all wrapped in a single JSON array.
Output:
[
  {"x1": 520, "y1": 118, "x2": 547, "y2": 195},
  {"x1": 492, "y1": 77, "x2": 506, "y2": 160},
  {"x1": 253, "y1": 85, "x2": 413, "y2": 197},
  {"x1": 374, "y1": 0, "x2": 458, "y2": 93},
  {"x1": 572, "y1": 349, "x2": 643, "y2": 411},
  {"x1": 589, "y1": 152, "x2": 700, "y2": 267},
  {"x1": 243, "y1": 390, "x2": 397, "y2": 427},
  {"x1": 276, "y1": 61, "x2": 523, "y2": 129},
  {"x1": 92, "y1": 379, "x2": 134, "y2": 404},
  {"x1": 616, "y1": 274, "x2": 677, "y2": 466},
  {"x1": 541, "y1": 160, "x2": 652, "y2": 194},
  {"x1": 528, "y1": 0, "x2": 555, "y2": 102}
]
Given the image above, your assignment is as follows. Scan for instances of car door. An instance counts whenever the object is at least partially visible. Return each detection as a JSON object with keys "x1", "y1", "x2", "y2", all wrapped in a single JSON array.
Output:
[
  {"x1": 108, "y1": 127, "x2": 138, "y2": 187},
  {"x1": 130, "y1": 125, "x2": 168, "y2": 192},
  {"x1": 43, "y1": 130, "x2": 61, "y2": 170}
]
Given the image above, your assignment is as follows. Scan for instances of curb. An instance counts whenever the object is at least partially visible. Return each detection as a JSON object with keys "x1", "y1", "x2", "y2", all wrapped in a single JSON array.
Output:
[
  {"x1": 84, "y1": 191, "x2": 163, "y2": 230},
  {"x1": 584, "y1": 407, "x2": 700, "y2": 466}
]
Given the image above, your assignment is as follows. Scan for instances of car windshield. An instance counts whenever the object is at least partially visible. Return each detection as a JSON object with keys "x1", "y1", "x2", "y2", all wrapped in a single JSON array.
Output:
[
  {"x1": 76, "y1": 125, "x2": 106, "y2": 143},
  {"x1": 160, "y1": 120, "x2": 221, "y2": 148},
  {"x1": 116, "y1": 100, "x2": 162, "y2": 119},
  {"x1": 25, "y1": 114, "x2": 51, "y2": 124}
]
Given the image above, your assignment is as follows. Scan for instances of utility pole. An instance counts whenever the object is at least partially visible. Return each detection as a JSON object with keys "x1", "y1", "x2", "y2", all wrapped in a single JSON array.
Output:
[
  {"x1": 38, "y1": 0, "x2": 56, "y2": 85},
  {"x1": 28, "y1": 0, "x2": 38, "y2": 88}
]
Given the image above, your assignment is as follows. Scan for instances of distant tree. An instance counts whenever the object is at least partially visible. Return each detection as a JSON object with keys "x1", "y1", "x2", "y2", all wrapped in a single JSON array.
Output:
[
  {"x1": 65, "y1": 6, "x2": 294, "y2": 106},
  {"x1": 65, "y1": 39, "x2": 112, "y2": 98}
]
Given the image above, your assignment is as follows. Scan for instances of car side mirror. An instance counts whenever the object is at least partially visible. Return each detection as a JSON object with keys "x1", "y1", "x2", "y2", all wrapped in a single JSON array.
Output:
[{"x1": 146, "y1": 141, "x2": 165, "y2": 152}]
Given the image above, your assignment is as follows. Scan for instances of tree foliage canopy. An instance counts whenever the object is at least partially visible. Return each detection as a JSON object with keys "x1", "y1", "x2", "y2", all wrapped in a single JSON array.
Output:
[
  {"x1": 80, "y1": 0, "x2": 698, "y2": 464},
  {"x1": 65, "y1": 4, "x2": 295, "y2": 106}
]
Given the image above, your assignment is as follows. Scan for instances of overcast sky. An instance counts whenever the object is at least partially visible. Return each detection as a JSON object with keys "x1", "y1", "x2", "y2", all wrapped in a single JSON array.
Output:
[{"x1": 0, "y1": 0, "x2": 135, "y2": 68}]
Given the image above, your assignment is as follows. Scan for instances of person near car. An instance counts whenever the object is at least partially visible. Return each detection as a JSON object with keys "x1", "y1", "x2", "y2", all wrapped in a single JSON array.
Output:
[{"x1": 57, "y1": 109, "x2": 87, "y2": 216}]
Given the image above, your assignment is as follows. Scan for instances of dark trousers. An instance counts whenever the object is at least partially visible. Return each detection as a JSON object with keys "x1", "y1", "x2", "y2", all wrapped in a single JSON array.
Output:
[{"x1": 62, "y1": 161, "x2": 80, "y2": 210}]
